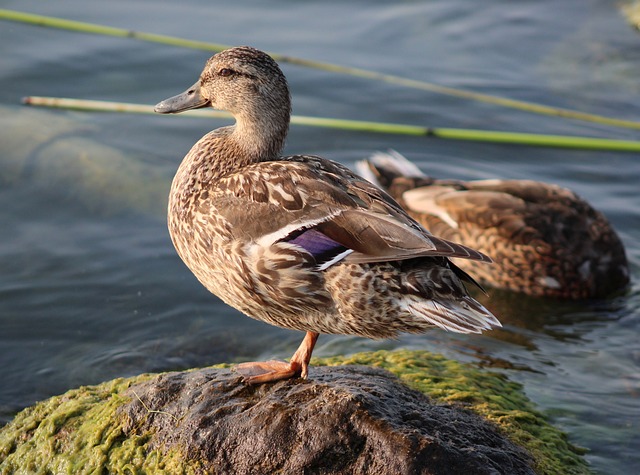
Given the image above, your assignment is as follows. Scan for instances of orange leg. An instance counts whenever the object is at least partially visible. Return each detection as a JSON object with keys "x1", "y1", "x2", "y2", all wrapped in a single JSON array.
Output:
[{"x1": 235, "y1": 331, "x2": 319, "y2": 384}]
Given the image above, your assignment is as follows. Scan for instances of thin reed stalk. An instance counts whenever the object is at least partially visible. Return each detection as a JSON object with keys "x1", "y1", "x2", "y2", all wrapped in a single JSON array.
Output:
[
  {"x1": 22, "y1": 96, "x2": 640, "y2": 152},
  {"x1": 3, "y1": 8, "x2": 640, "y2": 131}
]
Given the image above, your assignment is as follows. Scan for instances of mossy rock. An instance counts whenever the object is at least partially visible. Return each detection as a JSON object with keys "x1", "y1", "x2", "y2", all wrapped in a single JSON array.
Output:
[
  {"x1": 0, "y1": 350, "x2": 590, "y2": 474},
  {"x1": 318, "y1": 351, "x2": 590, "y2": 475}
]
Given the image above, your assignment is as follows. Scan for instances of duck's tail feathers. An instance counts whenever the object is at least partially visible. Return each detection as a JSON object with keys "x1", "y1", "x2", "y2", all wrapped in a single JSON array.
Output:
[
  {"x1": 406, "y1": 297, "x2": 501, "y2": 334},
  {"x1": 356, "y1": 149, "x2": 426, "y2": 189}
]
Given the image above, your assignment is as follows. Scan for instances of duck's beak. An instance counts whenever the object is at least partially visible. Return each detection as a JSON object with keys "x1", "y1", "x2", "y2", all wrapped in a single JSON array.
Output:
[{"x1": 154, "y1": 81, "x2": 210, "y2": 114}]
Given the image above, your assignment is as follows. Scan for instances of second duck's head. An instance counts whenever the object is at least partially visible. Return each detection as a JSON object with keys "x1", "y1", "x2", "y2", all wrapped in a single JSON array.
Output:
[{"x1": 154, "y1": 46, "x2": 291, "y2": 124}]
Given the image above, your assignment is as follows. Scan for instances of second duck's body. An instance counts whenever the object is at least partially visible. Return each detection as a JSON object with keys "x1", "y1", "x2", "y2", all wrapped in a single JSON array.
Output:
[{"x1": 357, "y1": 151, "x2": 629, "y2": 299}]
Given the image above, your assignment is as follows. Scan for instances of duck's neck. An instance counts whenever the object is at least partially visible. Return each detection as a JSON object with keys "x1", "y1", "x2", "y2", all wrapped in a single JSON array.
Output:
[
  {"x1": 232, "y1": 105, "x2": 290, "y2": 164},
  {"x1": 176, "y1": 93, "x2": 291, "y2": 187},
  {"x1": 176, "y1": 119, "x2": 285, "y2": 190}
]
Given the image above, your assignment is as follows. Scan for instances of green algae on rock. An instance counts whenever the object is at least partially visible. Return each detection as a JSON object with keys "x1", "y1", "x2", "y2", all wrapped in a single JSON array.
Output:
[
  {"x1": 316, "y1": 350, "x2": 590, "y2": 475},
  {"x1": 0, "y1": 375, "x2": 206, "y2": 474},
  {"x1": 0, "y1": 350, "x2": 590, "y2": 474}
]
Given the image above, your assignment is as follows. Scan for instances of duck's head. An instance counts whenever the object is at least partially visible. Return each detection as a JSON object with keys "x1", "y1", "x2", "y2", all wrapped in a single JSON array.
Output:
[{"x1": 154, "y1": 46, "x2": 291, "y2": 123}]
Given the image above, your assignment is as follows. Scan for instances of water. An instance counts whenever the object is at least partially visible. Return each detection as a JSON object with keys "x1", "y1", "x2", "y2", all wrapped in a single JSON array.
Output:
[{"x1": 1, "y1": 0, "x2": 639, "y2": 473}]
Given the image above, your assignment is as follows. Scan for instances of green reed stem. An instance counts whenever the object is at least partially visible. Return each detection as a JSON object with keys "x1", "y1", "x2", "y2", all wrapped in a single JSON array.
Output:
[
  {"x1": 3, "y1": 8, "x2": 640, "y2": 131},
  {"x1": 22, "y1": 96, "x2": 640, "y2": 152}
]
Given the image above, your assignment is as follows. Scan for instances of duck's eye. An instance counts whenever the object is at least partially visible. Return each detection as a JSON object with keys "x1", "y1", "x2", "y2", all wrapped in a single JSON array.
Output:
[{"x1": 219, "y1": 68, "x2": 234, "y2": 77}]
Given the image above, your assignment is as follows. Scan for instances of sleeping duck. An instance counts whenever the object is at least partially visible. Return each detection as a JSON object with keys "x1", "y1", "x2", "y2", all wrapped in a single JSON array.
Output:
[
  {"x1": 356, "y1": 150, "x2": 629, "y2": 300},
  {"x1": 154, "y1": 47, "x2": 500, "y2": 383}
]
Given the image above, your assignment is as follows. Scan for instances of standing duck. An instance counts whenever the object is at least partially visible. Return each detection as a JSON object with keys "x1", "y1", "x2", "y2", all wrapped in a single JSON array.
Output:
[
  {"x1": 357, "y1": 150, "x2": 629, "y2": 300},
  {"x1": 154, "y1": 47, "x2": 500, "y2": 384}
]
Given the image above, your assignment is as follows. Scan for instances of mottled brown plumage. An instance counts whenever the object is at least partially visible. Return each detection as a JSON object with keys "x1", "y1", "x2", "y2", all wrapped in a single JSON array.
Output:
[
  {"x1": 357, "y1": 150, "x2": 629, "y2": 299},
  {"x1": 155, "y1": 47, "x2": 500, "y2": 383}
]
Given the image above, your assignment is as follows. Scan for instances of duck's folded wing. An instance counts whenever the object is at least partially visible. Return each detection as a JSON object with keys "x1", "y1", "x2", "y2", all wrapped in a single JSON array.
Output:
[
  {"x1": 406, "y1": 185, "x2": 527, "y2": 221},
  {"x1": 461, "y1": 179, "x2": 578, "y2": 205},
  {"x1": 214, "y1": 159, "x2": 491, "y2": 267},
  {"x1": 315, "y1": 209, "x2": 490, "y2": 264}
]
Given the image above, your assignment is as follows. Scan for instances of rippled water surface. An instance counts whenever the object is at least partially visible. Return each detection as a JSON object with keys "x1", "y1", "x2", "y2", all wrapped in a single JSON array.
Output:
[{"x1": 1, "y1": 1, "x2": 639, "y2": 473}]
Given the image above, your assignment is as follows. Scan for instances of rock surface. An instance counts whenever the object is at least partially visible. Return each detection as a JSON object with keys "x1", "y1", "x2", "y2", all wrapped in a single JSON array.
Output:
[
  {"x1": 0, "y1": 350, "x2": 590, "y2": 474},
  {"x1": 121, "y1": 365, "x2": 534, "y2": 475}
]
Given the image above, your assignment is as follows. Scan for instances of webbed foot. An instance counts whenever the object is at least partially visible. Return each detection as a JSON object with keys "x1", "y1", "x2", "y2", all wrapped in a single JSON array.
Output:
[{"x1": 235, "y1": 331, "x2": 319, "y2": 384}]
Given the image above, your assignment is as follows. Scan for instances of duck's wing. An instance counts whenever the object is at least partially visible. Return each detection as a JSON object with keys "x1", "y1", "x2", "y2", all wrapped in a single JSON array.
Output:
[
  {"x1": 357, "y1": 151, "x2": 528, "y2": 233},
  {"x1": 403, "y1": 186, "x2": 535, "y2": 239},
  {"x1": 403, "y1": 177, "x2": 608, "y2": 247},
  {"x1": 212, "y1": 156, "x2": 491, "y2": 270},
  {"x1": 460, "y1": 178, "x2": 580, "y2": 205}
]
